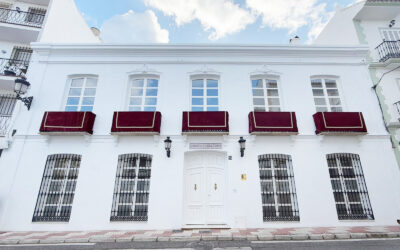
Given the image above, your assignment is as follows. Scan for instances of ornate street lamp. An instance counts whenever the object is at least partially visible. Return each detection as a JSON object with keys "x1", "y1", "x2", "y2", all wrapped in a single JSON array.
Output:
[
  {"x1": 238, "y1": 137, "x2": 246, "y2": 157},
  {"x1": 164, "y1": 136, "x2": 172, "y2": 158},
  {"x1": 14, "y1": 78, "x2": 33, "y2": 110}
]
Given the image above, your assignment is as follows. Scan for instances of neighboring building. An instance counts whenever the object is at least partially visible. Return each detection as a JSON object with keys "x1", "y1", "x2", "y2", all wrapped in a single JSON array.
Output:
[
  {"x1": 0, "y1": 0, "x2": 49, "y2": 150},
  {"x1": 315, "y1": 0, "x2": 400, "y2": 168},
  {"x1": 0, "y1": 0, "x2": 399, "y2": 231}
]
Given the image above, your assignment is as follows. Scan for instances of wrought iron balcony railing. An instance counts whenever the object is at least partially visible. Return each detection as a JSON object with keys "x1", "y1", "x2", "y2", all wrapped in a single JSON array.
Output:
[
  {"x1": 376, "y1": 40, "x2": 400, "y2": 62},
  {"x1": 0, "y1": 94, "x2": 17, "y2": 137},
  {"x1": 0, "y1": 58, "x2": 29, "y2": 77},
  {"x1": 0, "y1": 7, "x2": 45, "y2": 28}
]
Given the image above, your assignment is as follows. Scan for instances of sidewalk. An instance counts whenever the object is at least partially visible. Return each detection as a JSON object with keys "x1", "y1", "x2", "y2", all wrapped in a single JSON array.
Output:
[{"x1": 0, "y1": 226, "x2": 399, "y2": 245}]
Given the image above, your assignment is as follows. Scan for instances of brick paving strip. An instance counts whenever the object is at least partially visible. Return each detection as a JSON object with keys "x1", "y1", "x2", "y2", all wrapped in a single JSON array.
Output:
[{"x1": 0, "y1": 226, "x2": 399, "y2": 244}]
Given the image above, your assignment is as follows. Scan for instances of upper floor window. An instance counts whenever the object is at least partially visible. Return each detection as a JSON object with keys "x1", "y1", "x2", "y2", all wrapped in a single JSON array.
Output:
[
  {"x1": 252, "y1": 78, "x2": 280, "y2": 111},
  {"x1": 311, "y1": 78, "x2": 342, "y2": 112},
  {"x1": 326, "y1": 153, "x2": 374, "y2": 220},
  {"x1": 381, "y1": 28, "x2": 400, "y2": 41},
  {"x1": 32, "y1": 154, "x2": 81, "y2": 222},
  {"x1": 65, "y1": 77, "x2": 97, "y2": 112},
  {"x1": 191, "y1": 78, "x2": 219, "y2": 111},
  {"x1": 129, "y1": 78, "x2": 158, "y2": 111}
]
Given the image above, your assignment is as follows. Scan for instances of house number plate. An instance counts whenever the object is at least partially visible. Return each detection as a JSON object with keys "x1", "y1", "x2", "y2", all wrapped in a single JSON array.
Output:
[{"x1": 189, "y1": 143, "x2": 222, "y2": 150}]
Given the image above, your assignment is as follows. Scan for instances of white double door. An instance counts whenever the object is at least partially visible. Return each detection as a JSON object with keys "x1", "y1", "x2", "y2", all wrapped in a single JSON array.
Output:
[{"x1": 184, "y1": 151, "x2": 226, "y2": 226}]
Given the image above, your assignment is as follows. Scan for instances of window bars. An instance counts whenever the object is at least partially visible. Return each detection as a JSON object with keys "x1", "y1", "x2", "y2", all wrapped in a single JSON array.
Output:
[
  {"x1": 110, "y1": 154, "x2": 152, "y2": 221},
  {"x1": 258, "y1": 154, "x2": 300, "y2": 221},
  {"x1": 0, "y1": 94, "x2": 17, "y2": 137},
  {"x1": 326, "y1": 153, "x2": 374, "y2": 220},
  {"x1": 32, "y1": 154, "x2": 81, "y2": 222}
]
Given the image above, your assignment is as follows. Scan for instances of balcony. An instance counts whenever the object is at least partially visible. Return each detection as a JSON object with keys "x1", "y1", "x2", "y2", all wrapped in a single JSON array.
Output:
[
  {"x1": 182, "y1": 111, "x2": 229, "y2": 135},
  {"x1": 313, "y1": 112, "x2": 367, "y2": 135},
  {"x1": 111, "y1": 111, "x2": 161, "y2": 134},
  {"x1": 376, "y1": 40, "x2": 400, "y2": 62},
  {"x1": 39, "y1": 112, "x2": 96, "y2": 135},
  {"x1": 0, "y1": 58, "x2": 29, "y2": 77},
  {"x1": 249, "y1": 111, "x2": 298, "y2": 135},
  {"x1": 0, "y1": 8, "x2": 45, "y2": 28}
]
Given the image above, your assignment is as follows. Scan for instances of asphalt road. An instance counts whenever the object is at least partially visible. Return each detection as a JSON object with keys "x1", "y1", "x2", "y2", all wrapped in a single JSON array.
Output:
[{"x1": 0, "y1": 238, "x2": 399, "y2": 250}]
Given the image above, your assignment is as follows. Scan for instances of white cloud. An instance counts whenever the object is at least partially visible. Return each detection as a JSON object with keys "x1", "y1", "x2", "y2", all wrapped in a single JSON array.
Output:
[
  {"x1": 100, "y1": 10, "x2": 169, "y2": 43},
  {"x1": 143, "y1": 0, "x2": 255, "y2": 40},
  {"x1": 246, "y1": 0, "x2": 333, "y2": 42}
]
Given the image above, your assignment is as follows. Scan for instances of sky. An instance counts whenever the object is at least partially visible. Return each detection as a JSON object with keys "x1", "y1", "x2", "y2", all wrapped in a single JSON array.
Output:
[{"x1": 75, "y1": 0, "x2": 360, "y2": 44}]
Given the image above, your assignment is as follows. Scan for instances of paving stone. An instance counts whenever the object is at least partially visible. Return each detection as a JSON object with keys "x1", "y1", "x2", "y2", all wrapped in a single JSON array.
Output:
[
  {"x1": 258, "y1": 235, "x2": 274, "y2": 241},
  {"x1": 157, "y1": 236, "x2": 170, "y2": 242},
  {"x1": 246, "y1": 235, "x2": 258, "y2": 241},
  {"x1": 217, "y1": 235, "x2": 233, "y2": 241},
  {"x1": 133, "y1": 236, "x2": 157, "y2": 241},
  {"x1": 291, "y1": 234, "x2": 308, "y2": 240},
  {"x1": 0, "y1": 239, "x2": 19, "y2": 244},
  {"x1": 39, "y1": 238, "x2": 66, "y2": 244},
  {"x1": 232, "y1": 235, "x2": 247, "y2": 241},
  {"x1": 19, "y1": 239, "x2": 40, "y2": 244},
  {"x1": 335, "y1": 233, "x2": 350, "y2": 239},
  {"x1": 367, "y1": 233, "x2": 388, "y2": 238},
  {"x1": 115, "y1": 237, "x2": 134, "y2": 242},
  {"x1": 322, "y1": 234, "x2": 335, "y2": 240},
  {"x1": 89, "y1": 236, "x2": 116, "y2": 243},
  {"x1": 64, "y1": 238, "x2": 89, "y2": 243},
  {"x1": 350, "y1": 233, "x2": 367, "y2": 239},
  {"x1": 274, "y1": 235, "x2": 291, "y2": 241},
  {"x1": 202, "y1": 235, "x2": 218, "y2": 241},
  {"x1": 386, "y1": 232, "x2": 400, "y2": 238},
  {"x1": 309, "y1": 234, "x2": 323, "y2": 240}
]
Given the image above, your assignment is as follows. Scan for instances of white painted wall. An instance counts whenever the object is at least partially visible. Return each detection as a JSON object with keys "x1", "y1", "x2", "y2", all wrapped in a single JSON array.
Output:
[{"x1": 0, "y1": 45, "x2": 399, "y2": 231}]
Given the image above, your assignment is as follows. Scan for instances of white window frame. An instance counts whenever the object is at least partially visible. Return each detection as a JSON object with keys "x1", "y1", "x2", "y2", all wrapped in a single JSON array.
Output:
[
  {"x1": 250, "y1": 75, "x2": 282, "y2": 111},
  {"x1": 190, "y1": 74, "x2": 220, "y2": 111},
  {"x1": 311, "y1": 76, "x2": 344, "y2": 112},
  {"x1": 64, "y1": 75, "x2": 98, "y2": 112},
  {"x1": 127, "y1": 75, "x2": 159, "y2": 111}
]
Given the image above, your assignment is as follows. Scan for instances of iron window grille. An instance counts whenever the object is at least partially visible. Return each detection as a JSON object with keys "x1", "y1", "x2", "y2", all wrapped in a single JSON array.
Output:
[
  {"x1": 110, "y1": 153, "x2": 152, "y2": 221},
  {"x1": 32, "y1": 154, "x2": 81, "y2": 222},
  {"x1": 258, "y1": 154, "x2": 300, "y2": 221},
  {"x1": 326, "y1": 153, "x2": 374, "y2": 220},
  {"x1": 25, "y1": 7, "x2": 46, "y2": 24},
  {"x1": 0, "y1": 94, "x2": 17, "y2": 137}
]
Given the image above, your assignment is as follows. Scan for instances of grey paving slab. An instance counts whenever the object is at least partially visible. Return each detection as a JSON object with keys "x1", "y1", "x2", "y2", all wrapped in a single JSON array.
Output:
[
  {"x1": 274, "y1": 235, "x2": 291, "y2": 241},
  {"x1": 350, "y1": 233, "x2": 367, "y2": 239},
  {"x1": 335, "y1": 233, "x2": 351, "y2": 239}
]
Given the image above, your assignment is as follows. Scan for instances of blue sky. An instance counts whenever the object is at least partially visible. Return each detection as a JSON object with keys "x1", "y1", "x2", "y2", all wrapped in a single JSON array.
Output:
[{"x1": 75, "y1": 0, "x2": 359, "y2": 44}]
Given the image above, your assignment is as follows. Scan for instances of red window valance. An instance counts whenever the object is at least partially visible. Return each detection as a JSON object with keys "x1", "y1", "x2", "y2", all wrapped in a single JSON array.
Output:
[
  {"x1": 182, "y1": 111, "x2": 229, "y2": 135},
  {"x1": 313, "y1": 112, "x2": 367, "y2": 135},
  {"x1": 111, "y1": 111, "x2": 161, "y2": 134},
  {"x1": 39, "y1": 111, "x2": 96, "y2": 135},
  {"x1": 249, "y1": 111, "x2": 298, "y2": 135}
]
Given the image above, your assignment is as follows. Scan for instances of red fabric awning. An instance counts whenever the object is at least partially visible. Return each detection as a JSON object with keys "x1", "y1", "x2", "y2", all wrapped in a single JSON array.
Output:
[
  {"x1": 111, "y1": 111, "x2": 161, "y2": 134},
  {"x1": 249, "y1": 111, "x2": 298, "y2": 134},
  {"x1": 182, "y1": 111, "x2": 229, "y2": 134},
  {"x1": 39, "y1": 111, "x2": 96, "y2": 134},
  {"x1": 313, "y1": 112, "x2": 367, "y2": 135}
]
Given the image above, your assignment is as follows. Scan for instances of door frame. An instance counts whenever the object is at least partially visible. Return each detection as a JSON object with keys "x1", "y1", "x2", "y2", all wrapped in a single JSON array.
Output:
[{"x1": 182, "y1": 150, "x2": 229, "y2": 228}]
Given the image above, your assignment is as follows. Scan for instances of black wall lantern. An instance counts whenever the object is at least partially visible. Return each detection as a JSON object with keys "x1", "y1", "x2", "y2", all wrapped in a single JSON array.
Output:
[
  {"x1": 164, "y1": 136, "x2": 172, "y2": 158},
  {"x1": 14, "y1": 78, "x2": 33, "y2": 110},
  {"x1": 238, "y1": 137, "x2": 246, "y2": 157}
]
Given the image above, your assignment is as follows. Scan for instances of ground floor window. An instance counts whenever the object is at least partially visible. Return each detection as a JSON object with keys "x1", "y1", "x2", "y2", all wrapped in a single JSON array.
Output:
[
  {"x1": 327, "y1": 153, "x2": 374, "y2": 220},
  {"x1": 32, "y1": 154, "x2": 81, "y2": 222},
  {"x1": 258, "y1": 154, "x2": 300, "y2": 221},
  {"x1": 110, "y1": 153, "x2": 152, "y2": 221}
]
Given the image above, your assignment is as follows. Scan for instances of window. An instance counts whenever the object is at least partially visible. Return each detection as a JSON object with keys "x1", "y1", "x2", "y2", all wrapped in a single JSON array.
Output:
[
  {"x1": 381, "y1": 28, "x2": 400, "y2": 41},
  {"x1": 327, "y1": 153, "x2": 374, "y2": 220},
  {"x1": 32, "y1": 154, "x2": 81, "y2": 222},
  {"x1": 0, "y1": 94, "x2": 17, "y2": 136},
  {"x1": 110, "y1": 154, "x2": 152, "y2": 221},
  {"x1": 311, "y1": 78, "x2": 342, "y2": 112},
  {"x1": 128, "y1": 78, "x2": 158, "y2": 111},
  {"x1": 258, "y1": 154, "x2": 300, "y2": 221},
  {"x1": 191, "y1": 78, "x2": 219, "y2": 111},
  {"x1": 25, "y1": 7, "x2": 46, "y2": 24},
  {"x1": 251, "y1": 78, "x2": 280, "y2": 111},
  {"x1": 65, "y1": 77, "x2": 97, "y2": 112}
]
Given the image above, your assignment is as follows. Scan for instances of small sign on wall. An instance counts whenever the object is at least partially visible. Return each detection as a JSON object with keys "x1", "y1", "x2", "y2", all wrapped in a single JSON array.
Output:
[{"x1": 189, "y1": 143, "x2": 222, "y2": 150}]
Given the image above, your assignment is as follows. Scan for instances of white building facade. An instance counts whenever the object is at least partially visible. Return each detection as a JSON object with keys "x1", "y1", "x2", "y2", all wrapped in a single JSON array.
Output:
[
  {"x1": 315, "y1": 0, "x2": 400, "y2": 168},
  {"x1": 0, "y1": 42, "x2": 399, "y2": 231}
]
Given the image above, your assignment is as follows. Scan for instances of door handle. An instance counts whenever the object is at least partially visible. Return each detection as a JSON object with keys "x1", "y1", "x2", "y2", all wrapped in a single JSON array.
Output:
[
  {"x1": 214, "y1": 183, "x2": 217, "y2": 190},
  {"x1": 194, "y1": 184, "x2": 197, "y2": 191}
]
